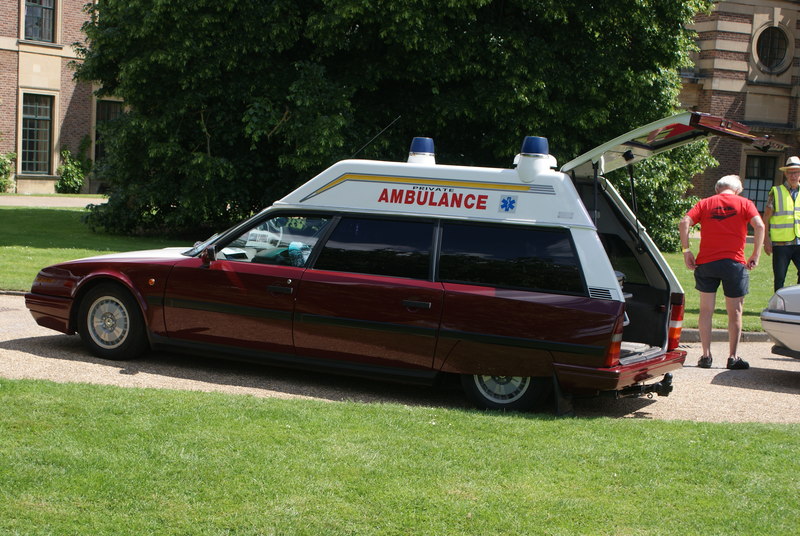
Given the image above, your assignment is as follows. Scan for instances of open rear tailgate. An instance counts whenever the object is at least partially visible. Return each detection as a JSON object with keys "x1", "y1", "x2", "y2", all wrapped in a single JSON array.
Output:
[{"x1": 561, "y1": 111, "x2": 785, "y2": 179}]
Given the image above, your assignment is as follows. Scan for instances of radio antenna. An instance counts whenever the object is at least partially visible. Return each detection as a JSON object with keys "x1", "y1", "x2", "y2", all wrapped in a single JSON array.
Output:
[{"x1": 350, "y1": 115, "x2": 402, "y2": 158}]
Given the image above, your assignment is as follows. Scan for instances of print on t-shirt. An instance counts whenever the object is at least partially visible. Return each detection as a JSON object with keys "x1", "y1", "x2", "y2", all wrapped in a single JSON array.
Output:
[{"x1": 710, "y1": 206, "x2": 737, "y2": 220}]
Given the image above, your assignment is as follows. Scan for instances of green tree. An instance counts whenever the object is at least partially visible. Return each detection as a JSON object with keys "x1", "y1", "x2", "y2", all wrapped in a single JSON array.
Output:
[
  {"x1": 75, "y1": 0, "x2": 713, "y2": 237},
  {"x1": 608, "y1": 141, "x2": 716, "y2": 252}
]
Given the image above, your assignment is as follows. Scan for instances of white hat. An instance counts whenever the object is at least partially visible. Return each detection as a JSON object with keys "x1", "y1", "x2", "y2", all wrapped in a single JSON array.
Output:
[{"x1": 779, "y1": 156, "x2": 800, "y2": 171}]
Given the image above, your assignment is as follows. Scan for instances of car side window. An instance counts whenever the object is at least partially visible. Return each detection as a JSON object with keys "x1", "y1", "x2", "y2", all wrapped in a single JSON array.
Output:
[
  {"x1": 314, "y1": 217, "x2": 433, "y2": 279},
  {"x1": 220, "y1": 215, "x2": 331, "y2": 267},
  {"x1": 438, "y1": 223, "x2": 584, "y2": 294}
]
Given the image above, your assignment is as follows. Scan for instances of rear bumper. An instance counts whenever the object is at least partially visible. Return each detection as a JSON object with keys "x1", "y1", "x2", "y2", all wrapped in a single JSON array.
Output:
[
  {"x1": 25, "y1": 293, "x2": 74, "y2": 334},
  {"x1": 553, "y1": 349, "x2": 686, "y2": 394}
]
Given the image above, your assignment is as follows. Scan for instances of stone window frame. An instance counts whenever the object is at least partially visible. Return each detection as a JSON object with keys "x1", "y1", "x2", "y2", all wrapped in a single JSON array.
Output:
[
  {"x1": 21, "y1": 93, "x2": 55, "y2": 175},
  {"x1": 753, "y1": 22, "x2": 793, "y2": 75},
  {"x1": 24, "y1": 0, "x2": 56, "y2": 43}
]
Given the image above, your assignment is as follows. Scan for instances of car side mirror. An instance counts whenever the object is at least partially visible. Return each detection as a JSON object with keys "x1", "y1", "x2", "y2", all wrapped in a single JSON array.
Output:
[{"x1": 201, "y1": 245, "x2": 217, "y2": 266}]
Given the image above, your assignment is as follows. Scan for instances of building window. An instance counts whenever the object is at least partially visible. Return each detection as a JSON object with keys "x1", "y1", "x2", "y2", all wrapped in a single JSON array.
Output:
[
  {"x1": 95, "y1": 100, "x2": 124, "y2": 161},
  {"x1": 755, "y1": 26, "x2": 788, "y2": 74},
  {"x1": 24, "y1": 0, "x2": 55, "y2": 43},
  {"x1": 743, "y1": 155, "x2": 777, "y2": 212},
  {"x1": 22, "y1": 94, "x2": 54, "y2": 174}
]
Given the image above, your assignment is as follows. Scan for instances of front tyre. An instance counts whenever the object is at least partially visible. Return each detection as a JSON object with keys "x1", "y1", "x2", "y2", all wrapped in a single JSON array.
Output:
[
  {"x1": 460, "y1": 374, "x2": 550, "y2": 411},
  {"x1": 78, "y1": 283, "x2": 149, "y2": 360}
]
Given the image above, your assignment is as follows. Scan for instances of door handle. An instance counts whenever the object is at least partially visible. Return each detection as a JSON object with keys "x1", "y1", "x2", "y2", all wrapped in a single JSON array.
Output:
[
  {"x1": 402, "y1": 299, "x2": 431, "y2": 310},
  {"x1": 268, "y1": 285, "x2": 294, "y2": 295}
]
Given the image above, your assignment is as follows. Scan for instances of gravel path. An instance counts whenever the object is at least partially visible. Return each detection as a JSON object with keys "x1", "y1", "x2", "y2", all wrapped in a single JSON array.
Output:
[
  {"x1": 2, "y1": 293, "x2": 798, "y2": 422},
  {"x1": 0, "y1": 195, "x2": 105, "y2": 208}
]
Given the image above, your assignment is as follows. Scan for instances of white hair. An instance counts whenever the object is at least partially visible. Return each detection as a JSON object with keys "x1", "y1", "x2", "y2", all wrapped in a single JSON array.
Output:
[{"x1": 715, "y1": 175, "x2": 743, "y2": 194}]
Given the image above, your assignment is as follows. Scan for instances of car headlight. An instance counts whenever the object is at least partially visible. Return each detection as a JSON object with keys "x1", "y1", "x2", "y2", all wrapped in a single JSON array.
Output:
[{"x1": 767, "y1": 294, "x2": 786, "y2": 312}]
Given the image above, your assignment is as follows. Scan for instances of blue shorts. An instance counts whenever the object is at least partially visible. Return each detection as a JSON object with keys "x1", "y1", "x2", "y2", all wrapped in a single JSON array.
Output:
[{"x1": 694, "y1": 259, "x2": 749, "y2": 298}]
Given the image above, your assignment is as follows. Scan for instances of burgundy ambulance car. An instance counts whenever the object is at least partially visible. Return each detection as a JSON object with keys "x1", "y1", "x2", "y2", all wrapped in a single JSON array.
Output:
[{"x1": 25, "y1": 112, "x2": 781, "y2": 412}]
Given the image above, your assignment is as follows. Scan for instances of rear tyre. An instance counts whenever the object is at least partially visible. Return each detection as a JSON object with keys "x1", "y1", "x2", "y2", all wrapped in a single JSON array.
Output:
[
  {"x1": 460, "y1": 374, "x2": 551, "y2": 411},
  {"x1": 77, "y1": 283, "x2": 149, "y2": 360}
]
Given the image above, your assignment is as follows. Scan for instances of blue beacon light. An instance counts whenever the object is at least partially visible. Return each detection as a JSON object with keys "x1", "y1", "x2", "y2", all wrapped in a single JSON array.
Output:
[
  {"x1": 517, "y1": 136, "x2": 550, "y2": 183},
  {"x1": 408, "y1": 137, "x2": 436, "y2": 164},
  {"x1": 520, "y1": 136, "x2": 549, "y2": 156}
]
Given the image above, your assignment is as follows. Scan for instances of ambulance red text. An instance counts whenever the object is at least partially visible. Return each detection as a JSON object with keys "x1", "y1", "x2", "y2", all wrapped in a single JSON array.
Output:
[{"x1": 377, "y1": 187, "x2": 488, "y2": 210}]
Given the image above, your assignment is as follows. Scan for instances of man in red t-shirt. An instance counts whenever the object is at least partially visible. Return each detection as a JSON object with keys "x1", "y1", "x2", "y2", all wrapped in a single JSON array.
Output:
[{"x1": 678, "y1": 175, "x2": 764, "y2": 370}]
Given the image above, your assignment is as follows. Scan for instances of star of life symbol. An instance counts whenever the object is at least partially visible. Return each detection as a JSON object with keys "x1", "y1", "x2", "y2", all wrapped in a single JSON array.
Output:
[{"x1": 500, "y1": 195, "x2": 517, "y2": 213}]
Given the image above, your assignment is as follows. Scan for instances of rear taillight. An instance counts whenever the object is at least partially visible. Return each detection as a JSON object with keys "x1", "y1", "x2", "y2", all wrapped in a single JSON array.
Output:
[
  {"x1": 668, "y1": 293, "x2": 685, "y2": 351},
  {"x1": 604, "y1": 314, "x2": 624, "y2": 367}
]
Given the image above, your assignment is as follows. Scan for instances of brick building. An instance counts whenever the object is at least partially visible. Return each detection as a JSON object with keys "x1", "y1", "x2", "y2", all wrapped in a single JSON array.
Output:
[
  {"x1": 680, "y1": 0, "x2": 799, "y2": 209},
  {"x1": 0, "y1": 0, "x2": 100, "y2": 193}
]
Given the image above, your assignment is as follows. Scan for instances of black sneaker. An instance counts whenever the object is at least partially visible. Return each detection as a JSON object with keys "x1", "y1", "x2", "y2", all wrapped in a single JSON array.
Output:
[
  {"x1": 726, "y1": 357, "x2": 749, "y2": 370},
  {"x1": 698, "y1": 356, "x2": 712, "y2": 368}
]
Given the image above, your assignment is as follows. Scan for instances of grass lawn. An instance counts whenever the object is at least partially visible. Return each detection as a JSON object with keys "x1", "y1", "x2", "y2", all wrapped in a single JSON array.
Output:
[
  {"x1": 0, "y1": 207, "x2": 181, "y2": 291},
  {"x1": 1, "y1": 378, "x2": 798, "y2": 535}
]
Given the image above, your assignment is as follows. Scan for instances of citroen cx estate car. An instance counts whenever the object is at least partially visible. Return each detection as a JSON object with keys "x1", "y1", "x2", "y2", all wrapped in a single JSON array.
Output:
[{"x1": 26, "y1": 112, "x2": 782, "y2": 411}]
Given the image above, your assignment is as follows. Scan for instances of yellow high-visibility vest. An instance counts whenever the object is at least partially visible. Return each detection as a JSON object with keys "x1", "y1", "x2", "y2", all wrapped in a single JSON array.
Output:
[{"x1": 769, "y1": 184, "x2": 800, "y2": 241}]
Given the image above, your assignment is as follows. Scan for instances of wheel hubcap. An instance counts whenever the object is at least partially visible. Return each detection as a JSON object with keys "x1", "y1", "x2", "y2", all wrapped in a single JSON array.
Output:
[
  {"x1": 474, "y1": 375, "x2": 530, "y2": 404},
  {"x1": 88, "y1": 297, "x2": 129, "y2": 349}
]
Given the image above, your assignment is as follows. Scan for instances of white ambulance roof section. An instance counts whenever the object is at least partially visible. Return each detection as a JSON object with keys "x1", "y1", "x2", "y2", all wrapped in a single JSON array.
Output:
[{"x1": 275, "y1": 159, "x2": 595, "y2": 228}]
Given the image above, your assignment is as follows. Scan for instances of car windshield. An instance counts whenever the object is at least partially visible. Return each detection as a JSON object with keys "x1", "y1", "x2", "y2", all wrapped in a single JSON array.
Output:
[{"x1": 182, "y1": 209, "x2": 273, "y2": 257}]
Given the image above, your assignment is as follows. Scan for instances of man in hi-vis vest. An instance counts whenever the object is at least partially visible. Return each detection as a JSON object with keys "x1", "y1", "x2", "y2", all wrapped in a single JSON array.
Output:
[{"x1": 763, "y1": 156, "x2": 800, "y2": 291}]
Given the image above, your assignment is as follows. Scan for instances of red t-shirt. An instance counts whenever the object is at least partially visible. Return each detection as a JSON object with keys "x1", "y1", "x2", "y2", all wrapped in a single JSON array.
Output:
[{"x1": 686, "y1": 193, "x2": 759, "y2": 265}]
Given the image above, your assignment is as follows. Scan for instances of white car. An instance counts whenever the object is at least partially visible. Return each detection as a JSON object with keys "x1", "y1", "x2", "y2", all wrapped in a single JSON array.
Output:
[{"x1": 761, "y1": 284, "x2": 800, "y2": 355}]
